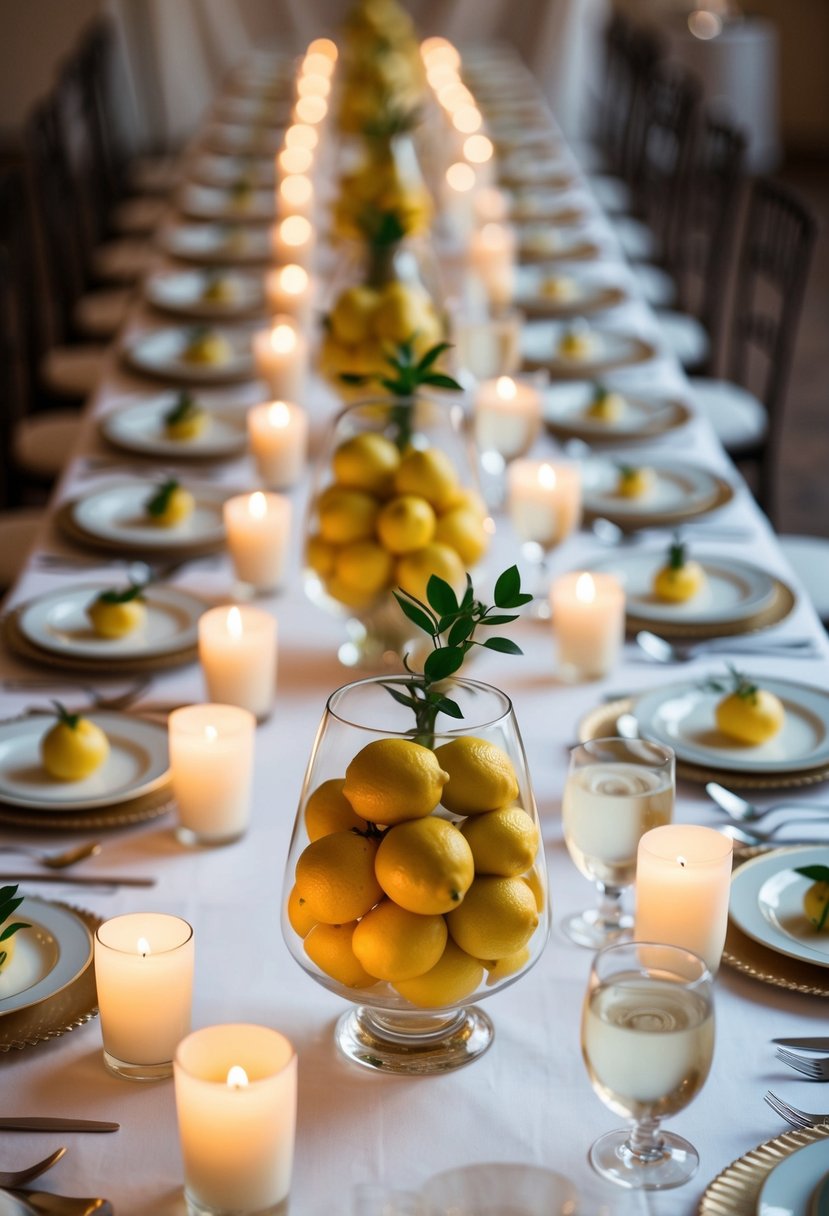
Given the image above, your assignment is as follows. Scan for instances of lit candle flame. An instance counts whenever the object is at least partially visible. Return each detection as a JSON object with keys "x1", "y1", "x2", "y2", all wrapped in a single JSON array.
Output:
[
  {"x1": 270, "y1": 323, "x2": 297, "y2": 354},
  {"x1": 227, "y1": 606, "x2": 243, "y2": 639},
  {"x1": 226, "y1": 1065, "x2": 249, "y2": 1089},
  {"x1": 464, "y1": 134, "x2": 493, "y2": 164},
  {"x1": 446, "y1": 162, "x2": 476, "y2": 193},
  {"x1": 137, "y1": 937, "x2": 151, "y2": 957},
  {"x1": 294, "y1": 94, "x2": 327, "y2": 125},
  {"x1": 303, "y1": 52, "x2": 335, "y2": 77},
  {"x1": 538, "y1": 463, "x2": 557, "y2": 490},
  {"x1": 280, "y1": 174, "x2": 313, "y2": 206},
  {"x1": 279, "y1": 215, "x2": 312, "y2": 247},
  {"x1": 575, "y1": 573, "x2": 596, "y2": 604},
  {"x1": 496, "y1": 376, "x2": 517, "y2": 401},
  {"x1": 249, "y1": 491, "x2": 267, "y2": 520},
  {"x1": 279, "y1": 146, "x2": 312, "y2": 175},
  {"x1": 452, "y1": 105, "x2": 482, "y2": 134},
  {"x1": 204, "y1": 724, "x2": 218, "y2": 743},
  {"x1": 285, "y1": 124, "x2": 318, "y2": 151},
  {"x1": 297, "y1": 73, "x2": 330, "y2": 99},
  {"x1": 307, "y1": 37, "x2": 337, "y2": 61},
  {"x1": 267, "y1": 401, "x2": 291, "y2": 429},
  {"x1": 280, "y1": 264, "x2": 308, "y2": 294}
]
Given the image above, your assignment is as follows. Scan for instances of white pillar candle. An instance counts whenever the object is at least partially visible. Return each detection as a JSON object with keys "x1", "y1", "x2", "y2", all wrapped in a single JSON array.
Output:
[
  {"x1": 474, "y1": 186, "x2": 511, "y2": 226},
  {"x1": 95, "y1": 913, "x2": 194, "y2": 1080},
  {"x1": 474, "y1": 374, "x2": 541, "y2": 461},
  {"x1": 175, "y1": 1024, "x2": 297, "y2": 1215},
  {"x1": 224, "y1": 491, "x2": 291, "y2": 592},
  {"x1": 264, "y1": 263, "x2": 313, "y2": 328},
  {"x1": 277, "y1": 173, "x2": 314, "y2": 221},
  {"x1": 198, "y1": 604, "x2": 277, "y2": 720},
  {"x1": 271, "y1": 214, "x2": 314, "y2": 268},
  {"x1": 443, "y1": 161, "x2": 478, "y2": 243},
  {"x1": 278, "y1": 145, "x2": 313, "y2": 176},
  {"x1": 169, "y1": 705, "x2": 256, "y2": 845},
  {"x1": 469, "y1": 222, "x2": 517, "y2": 311},
  {"x1": 248, "y1": 399, "x2": 308, "y2": 490},
  {"x1": 507, "y1": 459, "x2": 582, "y2": 549},
  {"x1": 252, "y1": 317, "x2": 308, "y2": 401},
  {"x1": 463, "y1": 133, "x2": 495, "y2": 187},
  {"x1": 635, "y1": 824, "x2": 734, "y2": 974},
  {"x1": 550, "y1": 571, "x2": 625, "y2": 680}
]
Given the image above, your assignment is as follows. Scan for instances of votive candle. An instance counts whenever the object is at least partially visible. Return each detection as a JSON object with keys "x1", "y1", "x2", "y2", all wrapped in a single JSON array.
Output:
[
  {"x1": 550, "y1": 571, "x2": 625, "y2": 680},
  {"x1": 169, "y1": 705, "x2": 256, "y2": 845},
  {"x1": 198, "y1": 604, "x2": 277, "y2": 720},
  {"x1": 271, "y1": 214, "x2": 314, "y2": 268},
  {"x1": 252, "y1": 317, "x2": 308, "y2": 401},
  {"x1": 507, "y1": 459, "x2": 581, "y2": 549},
  {"x1": 474, "y1": 374, "x2": 541, "y2": 461},
  {"x1": 468, "y1": 221, "x2": 517, "y2": 310},
  {"x1": 224, "y1": 491, "x2": 292, "y2": 592},
  {"x1": 247, "y1": 399, "x2": 308, "y2": 489},
  {"x1": 264, "y1": 264, "x2": 313, "y2": 328}
]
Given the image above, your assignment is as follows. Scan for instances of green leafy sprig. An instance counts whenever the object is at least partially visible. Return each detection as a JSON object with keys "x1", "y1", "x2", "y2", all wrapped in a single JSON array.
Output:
[
  {"x1": 145, "y1": 479, "x2": 180, "y2": 519},
  {"x1": 51, "y1": 701, "x2": 81, "y2": 731},
  {"x1": 795, "y1": 865, "x2": 829, "y2": 931},
  {"x1": 362, "y1": 104, "x2": 422, "y2": 142},
  {"x1": 667, "y1": 534, "x2": 687, "y2": 571},
  {"x1": 0, "y1": 883, "x2": 30, "y2": 969},
  {"x1": 341, "y1": 340, "x2": 462, "y2": 452},
  {"x1": 164, "y1": 391, "x2": 199, "y2": 427},
  {"x1": 96, "y1": 583, "x2": 145, "y2": 606},
  {"x1": 704, "y1": 664, "x2": 759, "y2": 705}
]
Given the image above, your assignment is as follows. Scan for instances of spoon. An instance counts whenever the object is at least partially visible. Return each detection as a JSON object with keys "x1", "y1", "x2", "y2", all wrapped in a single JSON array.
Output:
[
  {"x1": 0, "y1": 1147, "x2": 67, "y2": 1189},
  {"x1": 635, "y1": 630, "x2": 817, "y2": 664},
  {"x1": 706, "y1": 782, "x2": 829, "y2": 824},
  {"x1": 0, "y1": 841, "x2": 102, "y2": 870}
]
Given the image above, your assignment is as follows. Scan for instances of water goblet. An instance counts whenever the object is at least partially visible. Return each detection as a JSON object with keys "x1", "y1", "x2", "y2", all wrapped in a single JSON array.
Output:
[
  {"x1": 562, "y1": 738, "x2": 674, "y2": 949},
  {"x1": 581, "y1": 940, "x2": 714, "y2": 1189}
]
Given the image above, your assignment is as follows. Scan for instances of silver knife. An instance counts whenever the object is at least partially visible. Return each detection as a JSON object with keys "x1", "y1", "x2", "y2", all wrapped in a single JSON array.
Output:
[
  {"x1": 0, "y1": 1118, "x2": 119, "y2": 1132},
  {"x1": 772, "y1": 1037, "x2": 829, "y2": 1051},
  {"x1": 0, "y1": 874, "x2": 155, "y2": 888}
]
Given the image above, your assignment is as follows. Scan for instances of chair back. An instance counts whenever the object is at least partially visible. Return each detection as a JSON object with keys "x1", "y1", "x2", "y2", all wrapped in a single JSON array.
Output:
[
  {"x1": 0, "y1": 165, "x2": 48, "y2": 414},
  {"x1": 617, "y1": 27, "x2": 665, "y2": 190},
  {"x1": 631, "y1": 64, "x2": 701, "y2": 257}
]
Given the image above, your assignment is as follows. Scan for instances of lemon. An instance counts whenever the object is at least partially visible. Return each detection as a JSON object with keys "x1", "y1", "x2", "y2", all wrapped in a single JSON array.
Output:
[
  {"x1": 317, "y1": 486, "x2": 379, "y2": 545},
  {"x1": 394, "y1": 939, "x2": 484, "y2": 1007},
  {"x1": 352, "y1": 900, "x2": 447, "y2": 981},
  {"x1": 484, "y1": 946, "x2": 531, "y2": 986},
  {"x1": 87, "y1": 597, "x2": 146, "y2": 640},
  {"x1": 306, "y1": 534, "x2": 336, "y2": 579},
  {"x1": 616, "y1": 467, "x2": 655, "y2": 499},
  {"x1": 653, "y1": 560, "x2": 706, "y2": 602},
  {"x1": 332, "y1": 432, "x2": 400, "y2": 495},
  {"x1": 434, "y1": 506, "x2": 489, "y2": 566},
  {"x1": 377, "y1": 495, "x2": 436, "y2": 555},
  {"x1": 394, "y1": 448, "x2": 459, "y2": 511},
  {"x1": 324, "y1": 573, "x2": 379, "y2": 610},
  {"x1": 715, "y1": 688, "x2": 785, "y2": 745},
  {"x1": 329, "y1": 286, "x2": 380, "y2": 345},
  {"x1": 165, "y1": 412, "x2": 209, "y2": 441},
  {"x1": 522, "y1": 864, "x2": 547, "y2": 913},
  {"x1": 41, "y1": 713, "x2": 110, "y2": 782},
  {"x1": 294, "y1": 831, "x2": 382, "y2": 924},
  {"x1": 460, "y1": 805, "x2": 539, "y2": 877},
  {"x1": 304, "y1": 778, "x2": 365, "y2": 841},
  {"x1": 441, "y1": 486, "x2": 487, "y2": 519},
  {"x1": 343, "y1": 738, "x2": 449, "y2": 825},
  {"x1": 304, "y1": 922, "x2": 379, "y2": 988},
  {"x1": 447, "y1": 876, "x2": 539, "y2": 959},
  {"x1": 182, "y1": 330, "x2": 232, "y2": 365},
  {"x1": 372, "y1": 281, "x2": 433, "y2": 345},
  {"x1": 147, "y1": 486, "x2": 195, "y2": 528},
  {"x1": 376, "y1": 817, "x2": 474, "y2": 914},
  {"x1": 0, "y1": 936, "x2": 17, "y2": 974},
  {"x1": 434, "y1": 737, "x2": 520, "y2": 816},
  {"x1": 586, "y1": 390, "x2": 624, "y2": 422},
  {"x1": 287, "y1": 884, "x2": 317, "y2": 937},
  {"x1": 804, "y1": 882, "x2": 829, "y2": 931},
  {"x1": 396, "y1": 543, "x2": 466, "y2": 606},
  {"x1": 334, "y1": 540, "x2": 394, "y2": 598}
]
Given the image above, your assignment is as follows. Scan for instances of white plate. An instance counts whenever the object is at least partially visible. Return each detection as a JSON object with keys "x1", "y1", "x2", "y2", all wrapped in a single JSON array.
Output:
[
  {"x1": 633, "y1": 677, "x2": 829, "y2": 774},
  {"x1": 145, "y1": 270, "x2": 265, "y2": 320},
  {"x1": 179, "y1": 183, "x2": 275, "y2": 223},
  {"x1": 582, "y1": 457, "x2": 721, "y2": 518},
  {"x1": 0, "y1": 896, "x2": 92, "y2": 1016},
  {"x1": 101, "y1": 392, "x2": 248, "y2": 458},
  {"x1": 0, "y1": 711, "x2": 169, "y2": 811},
  {"x1": 759, "y1": 1139, "x2": 829, "y2": 1215},
  {"x1": 123, "y1": 326, "x2": 255, "y2": 384},
  {"x1": 515, "y1": 267, "x2": 627, "y2": 316},
  {"x1": 189, "y1": 154, "x2": 277, "y2": 188},
  {"x1": 205, "y1": 122, "x2": 283, "y2": 156},
  {"x1": 518, "y1": 227, "x2": 599, "y2": 261},
  {"x1": 159, "y1": 223, "x2": 272, "y2": 266},
  {"x1": 510, "y1": 189, "x2": 587, "y2": 223},
  {"x1": 522, "y1": 320, "x2": 653, "y2": 374},
  {"x1": 421, "y1": 1163, "x2": 578, "y2": 1216},
  {"x1": 18, "y1": 582, "x2": 205, "y2": 660},
  {"x1": 591, "y1": 550, "x2": 776, "y2": 626},
  {"x1": 543, "y1": 381, "x2": 686, "y2": 437},
  {"x1": 71, "y1": 480, "x2": 228, "y2": 550}
]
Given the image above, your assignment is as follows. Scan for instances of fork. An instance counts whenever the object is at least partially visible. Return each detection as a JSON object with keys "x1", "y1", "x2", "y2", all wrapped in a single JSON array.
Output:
[
  {"x1": 776, "y1": 1048, "x2": 829, "y2": 1080},
  {"x1": 765, "y1": 1090, "x2": 829, "y2": 1128},
  {"x1": 18, "y1": 680, "x2": 152, "y2": 717}
]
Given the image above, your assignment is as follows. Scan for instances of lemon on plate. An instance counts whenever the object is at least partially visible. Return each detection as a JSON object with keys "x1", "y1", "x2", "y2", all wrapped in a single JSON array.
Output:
[
  {"x1": 86, "y1": 583, "x2": 147, "y2": 639},
  {"x1": 652, "y1": 538, "x2": 706, "y2": 603},
  {"x1": 585, "y1": 385, "x2": 624, "y2": 422},
  {"x1": 343, "y1": 738, "x2": 449, "y2": 825},
  {"x1": 163, "y1": 391, "x2": 210, "y2": 441},
  {"x1": 181, "y1": 326, "x2": 232, "y2": 365},
  {"x1": 145, "y1": 478, "x2": 195, "y2": 528},
  {"x1": 616, "y1": 464, "x2": 655, "y2": 500},
  {"x1": 714, "y1": 671, "x2": 785, "y2": 745},
  {"x1": 40, "y1": 703, "x2": 110, "y2": 781},
  {"x1": 796, "y1": 865, "x2": 829, "y2": 932},
  {"x1": 0, "y1": 883, "x2": 31, "y2": 976}
]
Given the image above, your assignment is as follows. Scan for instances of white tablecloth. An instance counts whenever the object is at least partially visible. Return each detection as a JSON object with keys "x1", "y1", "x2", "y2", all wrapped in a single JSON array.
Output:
[{"x1": 3, "y1": 52, "x2": 829, "y2": 1216}]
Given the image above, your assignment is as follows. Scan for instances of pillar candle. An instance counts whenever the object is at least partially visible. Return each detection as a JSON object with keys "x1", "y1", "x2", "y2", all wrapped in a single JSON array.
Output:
[
  {"x1": 95, "y1": 913, "x2": 194, "y2": 1080},
  {"x1": 635, "y1": 824, "x2": 734, "y2": 973},
  {"x1": 247, "y1": 399, "x2": 308, "y2": 489},
  {"x1": 252, "y1": 317, "x2": 308, "y2": 401},
  {"x1": 474, "y1": 374, "x2": 541, "y2": 461},
  {"x1": 473, "y1": 186, "x2": 511, "y2": 226},
  {"x1": 169, "y1": 705, "x2": 256, "y2": 845},
  {"x1": 443, "y1": 161, "x2": 478, "y2": 243},
  {"x1": 507, "y1": 459, "x2": 581, "y2": 549},
  {"x1": 271, "y1": 214, "x2": 314, "y2": 268},
  {"x1": 224, "y1": 491, "x2": 292, "y2": 592},
  {"x1": 175, "y1": 1024, "x2": 297, "y2": 1215},
  {"x1": 277, "y1": 173, "x2": 314, "y2": 222},
  {"x1": 468, "y1": 222, "x2": 517, "y2": 311},
  {"x1": 264, "y1": 264, "x2": 313, "y2": 328},
  {"x1": 198, "y1": 604, "x2": 277, "y2": 720},
  {"x1": 550, "y1": 571, "x2": 625, "y2": 680}
]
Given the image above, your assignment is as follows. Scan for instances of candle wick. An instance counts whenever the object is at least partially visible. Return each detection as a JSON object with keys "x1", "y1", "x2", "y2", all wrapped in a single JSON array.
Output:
[{"x1": 677, "y1": 856, "x2": 687, "y2": 868}]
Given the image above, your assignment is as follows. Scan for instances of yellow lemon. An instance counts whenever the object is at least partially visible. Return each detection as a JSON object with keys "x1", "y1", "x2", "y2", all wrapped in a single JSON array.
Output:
[
  {"x1": 447, "y1": 876, "x2": 539, "y2": 959},
  {"x1": 294, "y1": 831, "x2": 382, "y2": 924},
  {"x1": 441, "y1": 486, "x2": 488, "y2": 519},
  {"x1": 522, "y1": 864, "x2": 547, "y2": 913},
  {"x1": 0, "y1": 935, "x2": 17, "y2": 974},
  {"x1": 329, "y1": 286, "x2": 380, "y2": 345},
  {"x1": 375, "y1": 817, "x2": 474, "y2": 915},
  {"x1": 460, "y1": 805, "x2": 539, "y2": 877},
  {"x1": 394, "y1": 448, "x2": 459, "y2": 511},
  {"x1": 324, "y1": 573, "x2": 379, "y2": 610},
  {"x1": 653, "y1": 560, "x2": 706, "y2": 602},
  {"x1": 616, "y1": 466, "x2": 655, "y2": 499},
  {"x1": 146, "y1": 484, "x2": 195, "y2": 528},
  {"x1": 334, "y1": 540, "x2": 394, "y2": 598},
  {"x1": 41, "y1": 712, "x2": 110, "y2": 782},
  {"x1": 396, "y1": 543, "x2": 466, "y2": 606},
  {"x1": 372, "y1": 281, "x2": 433, "y2": 345},
  {"x1": 182, "y1": 330, "x2": 232, "y2": 365},
  {"x1": 484, "y1": 946, "x2": 531, "y2": 986},
  {"x1": 434, "y1": 737, "x2": 520, "y2": 816},
  {"x1": 586, "y1": 389, "x2": 624, "y2": 422},
  {"x1": 804, "y1": 882, "x2": 829, "y2": 931},
  {"x1": 343, "y1": 738, "x2": 449, "y2": 825},
  {"x1": 306, "y1": 534, "x2": 336, "y2": 579},
  {"x1": 87, "y1": 596, "x2": 147, "y2": 640},
  {"x1": 715, "y1": 688, "x2": 785, "y2": 746},
  {"x1": 304, "y1": 778, "x2": 365, "y2": 842},
  {"x1": 352, "y1": 900, "x2": 447, "y2": 981},
  {"x1": 394, "y1": 940, "x2": 484, "y2": 1007},
  {"x1": 304, "y1": 922, "x2": 379, "y2": 988},
  {"x1": 558, "y1": 329, "x2": 595, "y2": 360},
  {"x1": 332, "y1": 432, "x2": 400, "y2": 495},
  {"x1": 287, "y1": 884, "x2": 317, "y2": 937},
  {"x1": 433, "y1": 506, "x2": 489, "y2": 566},
  {"x1": 316, "y1": 486, "x2": 379, "y2": 545},
  {"x1": 377, "y1": 495, "x2": 436, "y2": 555}
]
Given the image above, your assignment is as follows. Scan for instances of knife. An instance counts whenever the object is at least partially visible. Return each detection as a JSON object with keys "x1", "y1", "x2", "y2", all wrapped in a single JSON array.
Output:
[
  {"x1": 0, "y1": 1119, "x2": 119, "y2": 1132},
  {"x1": 772, "y1": 1037, "x2": 829, "y2": 1051},
  {"x1": 0, "y1": 874, "x2": 155, "y2": 888}
]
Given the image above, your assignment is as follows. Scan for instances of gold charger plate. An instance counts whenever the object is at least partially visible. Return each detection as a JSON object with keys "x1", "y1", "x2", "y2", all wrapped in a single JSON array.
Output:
[
  {"x1": 517, "y1": 284, "x2": 628, "y2": 321},
  {"x1": 512, "y1": 205, "x2": 587, "y2": 227},
  {"x1": 699, "y1": 1124, "x2": 829, "y2": 1215},
  {"x1": 625, "y1": 576, "x2": 796, "y2": 640},
  {"x1": 523, "y1": 335, "x2": 657, "y2": 379},
  {"x1": 55, "y1": 498, "x2": 226, "y2": 561},
  {"x1": 578, "y1": 696, "x2": 829, "y2": 790},
  {"x1": 0, "y1": 902, "x2": 101, "y2": 1052},
  {"x1": 544, "y1": 396, "x2": 692, "y2": 444},
  {"x1": 500, "y1": 170, "x2": 575, "y2": 191},
  {"x1": 0, "y1": 780, "x2": 174, "y2": 831},
  {"x1": 583, "y1": 471, "x2": 735, "y2": 531}
]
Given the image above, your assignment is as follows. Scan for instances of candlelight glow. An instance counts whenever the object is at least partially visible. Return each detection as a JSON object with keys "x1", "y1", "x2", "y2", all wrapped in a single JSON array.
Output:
[
  {"x1": 294, "y1": 95, "x2": 327, "y2": 124},
  {"x1": 270, "y1": 323, "x2": 297, "y2": 354},
  {"x1": 538, "y1": 463, "x2": 557, "y2": 490},
  {"x1": 303, "y1": 52, "x2": 335, "y2": 77},
  {"x1": 137, "y1": 937, "x2": 151, "y2": 957},
  {"x1": 279, "y1": 215, "x2": 312, "y2": 246},
  {"x1": 267, "y1": 401, "x2": 291, "y2": 429},
  {"x1": 227, "y1": 606, "x2": 243, "y2": 639},
  {"x1": 475, "y1": 187, "x2": 510, "y2": 223},
  {"x1": 427, "y1": 65, "x2": 460, "y2": 91},
  {"x1": 688, "y1": 9, "x2": 722, "y2": 38},
  {"x1": 438, "y1": 82, "x2": 473, "y2": 111},
  {"x1": 422, "y1": 42, "x2": 460, "y2": 70},
  {"x1": 279, "y1": 174, "x2": 313, "y2": 206},
  {"x1": 278, "y1": 264, "x2": 308, "y2": 294},
  {"x1": 226, "y1": 1065, "x2": 250, "y2": 1089},
  {"x1": 278, "y1": 146, "x2": 312, "y2": 175},
  {"x1": 307, "y1": 37, "x2": 337, "y2": 60},
  {"x1": 496, "y1": 376, "x2": 517, "y2": 401},
  {"x1": 464, "y1": 134, "x2": 493, "y2": 164},
  {"x1": 480, "y1": 222, "x2": 509, "y2": 249},
  {"x1": 204, "y1": 724, "x2": 218, "y2": 743},
  {"x1": 446, "y1": 162, "x2": 476, "y2": 193},
  {"x1": 297, "y1": 73, "x2": 330, "y2": 99},
  {"x1": 249, "y1": 491, "x2": 267, "y2": 520},
  {"x1": 452, "y1": 105, "x2": 482, "y2": 134},
  {"x1": 285, "y1": 123, "x2": 318, "y2": 151},
  {"x1": 575, "y1": 573, "x2": 596, "y2": 604}
]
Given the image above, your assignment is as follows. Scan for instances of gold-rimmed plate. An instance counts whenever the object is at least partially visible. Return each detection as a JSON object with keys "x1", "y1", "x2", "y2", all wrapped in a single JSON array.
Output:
[
  {"x1": 123, "y1": 326, "x2": 256, "y2": 386},
  {"x1": 517, "y1": 229, "x2": 602, "y2": 265},
  {"x1": 521, "y1": 321, "x2": 657, "y2": 378},
  {"x1": 159, "y1": 223, "x2": 272, "y2": 267},
  {"x1": 581, "y1": 457, "x2": 732, "y2": 526},
  {"x1": 543, "y1": 382, "x2": 692, "y2": 443},
  {"x1": 57, "y1": 480, "x2": 229, "y2": 558},
  {"x1": 0, "y1": 896, "x2": 91, "y2": 1016},
  {"x1": 189, "y1": 154, "x2": 276, "y2": 189},
  {"x1": 699, "y1": 1125, "x2": 829, "y2": 1215},
  {"x1": 729, "y1": 846, "x2": 829, "y2": 970},
  {"x1": 514, "y1": 267, "x2": 629, "y2": 320},
  {"x1": 178, "y1": 183, "x2": 275, "y2": 225},
  {"x1": 145, "y1": 269, "x2": 266, "y2": 322}
]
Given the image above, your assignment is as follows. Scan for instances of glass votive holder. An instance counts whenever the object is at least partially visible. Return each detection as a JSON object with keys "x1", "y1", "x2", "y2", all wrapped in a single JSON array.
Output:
[
  {"x1": 224, "y1": 491, "x2": 292, "y2": 594},
  {"x1": 251, "y1": 316, "x2": 308, "y2": 401},
  {"x1": 198, "y1": 604, "x2": 277, "y2": 722},
  {"x1": 247, "y1": 400, "x2": 308, "y2": 491},
  {"x1": 169, "y1": 704, "x2": 256, "y2": 847},
  {"x1": 94, "y1": 913, "x2": 194, "y2": 1081},
  {"x1": 174, "y1": 1024, "x2": 297, "y2": 1216},
  {"x1": 550, "y1": 571, "x2": 625, "y2": 681},
  {"x1": 451, "y1": 309, "x2": 523, "y2": 382}
]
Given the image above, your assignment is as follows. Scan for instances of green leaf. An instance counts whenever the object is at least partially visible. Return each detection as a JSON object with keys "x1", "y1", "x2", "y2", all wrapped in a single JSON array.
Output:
[
  {"x1": 426, "y1": 576, "x2": 459, "y2": 616},
  {"x1": 479, "y1": 613, "x2": 519, "y2": 626},
  {"x1": 422, "y1": 372, "x2": 463, "y2": 391},
  {"x1": 795, "y1": 866, "x2": 829, "y2": 883},
  {"x1": 460, "y1": 577, "x2": 474, "y2": 610},
  {"x1": 383, "y1": 686, "x2": 422, "y2": 712},
  {"x1": 494, "y1": 566, "x2": 521, "y2": 607},
  {"x1": 392, "y1": 591, "x2": 437, "y2": 635},
  {"x1": 424, "y1": 646, "x2": 465, "y2": 681},
  {"x1": 430, "y1": 694, "x2": 463, "y2": 719},
  {"x1": 447, "y1": 616, "x2": 476, "y2": 647},
  {"x1": 482, "y1": 637, "x2": 524, "y2": 655},
  {"x1": 145, "y1": 479, "x2": 179, "y2": 518},
  {"x1": 0, "y1": 922, "x2": 30, "y2": 942},
  {"x1": 339, "y1": 372, "x2": 370, "y2": 385},
  {"x1": 416, "y1": 341, "x2": 452, "y2": 373},
  {"x1": 51, "y1": 701, "x2": 80, "y2": 731},
  {"x1": 0, "y1": 885, "x2": 19, "y2": 905}
]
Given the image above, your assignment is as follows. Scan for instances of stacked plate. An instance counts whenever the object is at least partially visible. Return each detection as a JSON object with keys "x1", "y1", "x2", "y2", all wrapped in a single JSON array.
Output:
[
  {"x1": 581, "y1": 455, "x2": 734, "y2": 528},
  {"x1": 517, "y1": 226, "x2": 601, "y2": 265},
  {"x1": 159, "y1": 223, "x2": 272, "y2": 266},
  {"x1": 178, "y1": 183, "x2": 275, "y2": 224}
]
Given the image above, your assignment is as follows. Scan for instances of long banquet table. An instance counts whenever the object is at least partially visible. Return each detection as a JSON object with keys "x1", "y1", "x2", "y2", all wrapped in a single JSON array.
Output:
[{"x1": 3, "y1": 44, "x2": 829, "y2": 1216}]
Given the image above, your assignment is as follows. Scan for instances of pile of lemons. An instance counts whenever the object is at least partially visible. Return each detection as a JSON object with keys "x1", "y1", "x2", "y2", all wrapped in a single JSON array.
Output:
[
  {"x1": 319, "y1": 281, "x2": 443, "y2": 387},
  {"x1": 331, "y1": 157, "x2": 432, "y2": 244},
  {"x1": 338, "y1": 0, "x2": 424, "y2": 134},
  {"x1": 306, "y1": 429, "x2": 489, "y2": 611},
  {"x1": 287, "y1": 735, "x2": 544, "y2": 1007}
]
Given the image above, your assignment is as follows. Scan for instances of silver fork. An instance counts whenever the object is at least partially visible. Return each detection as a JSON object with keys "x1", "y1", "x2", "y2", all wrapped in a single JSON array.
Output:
[
  {"x1": 765, "y1": 1090, "x2": 829, "y2": 1128},
  {"x1": 776, "y1": 1048, "x2": 829, "y2": 1080}
]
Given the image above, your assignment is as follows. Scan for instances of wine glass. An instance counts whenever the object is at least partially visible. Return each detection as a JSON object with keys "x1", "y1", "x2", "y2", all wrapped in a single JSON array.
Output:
[
  {"x1": 506, "y1": 458, "x2": 581, "y2": 617},
  {"x1": 562, "y1": 738, "x2": 674, "y2": 949},
  {"x1": 281, "y1": 675, "x2": 550, "y2": 1075},
  {"x1": 581, "y1": 940, "x2": 714, "y2": 1190}
]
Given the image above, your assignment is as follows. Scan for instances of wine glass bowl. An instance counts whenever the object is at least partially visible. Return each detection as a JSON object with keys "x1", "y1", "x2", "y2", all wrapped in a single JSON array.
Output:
[{"x1": 281, "y1": 675, "x2": 550, "y2": 1074}]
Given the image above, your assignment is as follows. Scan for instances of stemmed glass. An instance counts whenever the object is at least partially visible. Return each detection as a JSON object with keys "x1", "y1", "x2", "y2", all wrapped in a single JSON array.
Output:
[
  {"x1": 562, "y1": 738, "x2": 674, "y2": 949},
  {"x1": 506, "y1": 458, "x2": 581, "y2": 617},
  {"x1": 581, "y1": 941, "x2": 715, "y2": 1190}
]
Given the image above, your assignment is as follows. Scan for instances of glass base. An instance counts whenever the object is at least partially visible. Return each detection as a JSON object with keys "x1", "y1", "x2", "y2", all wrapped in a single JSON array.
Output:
[
  {"x1": 335, "y1": 1005, "x2": 494, "y2": 1075},
  {"x1": 561, "y1": 908, "x2": 633, "y2": 950},
  {"x1": 175, "y1": 825, "x2": 247, "y2": 848},
  {"x1": 589, "y1": 1128, "x2": 699, "y2": 1190},
  {"x1": 103, "y1": 1050, "x2": 172, "y2": 1081},
  {"x1": 185, "y1": 1189, "x2": 289, "y2": 1216}
]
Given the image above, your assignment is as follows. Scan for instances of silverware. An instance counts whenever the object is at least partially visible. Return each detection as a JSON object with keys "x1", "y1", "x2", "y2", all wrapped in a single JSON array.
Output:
[
  {"x1": 0, "y1": 874, "x2": 155, "y2": 888},
  {"x1": 0, "y1": 1148, "x2": 66, "y2": 1189},
  {"x1": 19, "y1": 680, "x2": 152, "y2": 719},
  {"x1": 0, "y1": 1120, "x2": 118, "y2": 1133},
  {"x1": 591, "y1": 518, "x2": 752, "y2": 546},
  {"x1": 707, "y1": 783, "x2": 829, "y2": 824},
  {"x1": 764, "y1": 1090, "x2": 829, "y2": 1129},
  {"x1": 635, "y1": 629, "x2": 817, "y2": 664},
  {"x1": 719, "y1": 823, "x2": 829, "y2": 848},
  {"x1": 6, "y1": 1191, "x2": 112, "y2": 1216},
  {"x1": 773, "y1": 1037, "x2": 829, "y2": 1051},
  {"x1": 776, "y1": 1047, "x2": 829, "y2": 1079},
  {"x1": 0, "y1": 842, "x2": 101, "y2": 870}
]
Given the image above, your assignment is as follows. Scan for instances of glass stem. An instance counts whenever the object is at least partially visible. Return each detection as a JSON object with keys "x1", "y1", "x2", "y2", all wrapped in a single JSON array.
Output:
[
  {"x1": 627, "y1": 1116, "x2": 666, "y2": 1163},
  {"x1": 596, "y1": 883, "x2": 624, "y2": 931}
]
